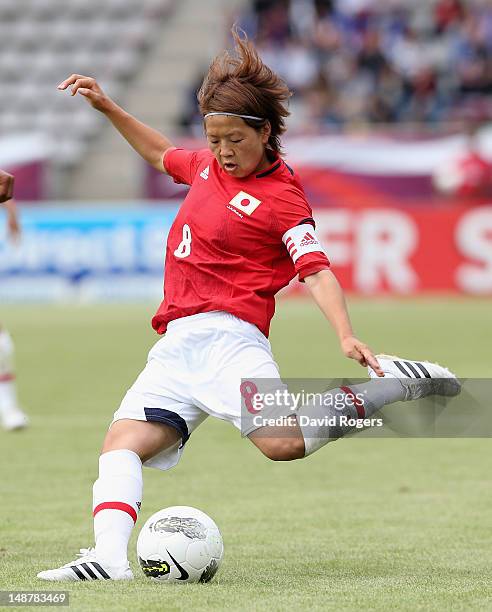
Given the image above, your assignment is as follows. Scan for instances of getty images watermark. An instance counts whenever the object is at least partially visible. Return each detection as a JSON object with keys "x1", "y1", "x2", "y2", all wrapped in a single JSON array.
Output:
[
  {"x1": 240, "y1": 381, "x2": 383, "y2": 430},
  {"x1": 240, "y1": 378, "x2": 490, "y2": 438}
]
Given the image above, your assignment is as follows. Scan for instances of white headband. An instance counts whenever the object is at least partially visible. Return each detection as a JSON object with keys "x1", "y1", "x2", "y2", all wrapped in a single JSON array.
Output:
[{"x1": 204, "y1": 112, "x2": 264, "y2": 121}]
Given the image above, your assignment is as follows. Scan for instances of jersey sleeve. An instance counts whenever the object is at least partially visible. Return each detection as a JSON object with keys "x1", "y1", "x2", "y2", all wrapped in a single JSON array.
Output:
[
  {"x1": 163, "y1": 148, "x2": 209, "y2": 186},
  {"x1": 272, "y1": 187, "x2": 330, "y2": 281}
]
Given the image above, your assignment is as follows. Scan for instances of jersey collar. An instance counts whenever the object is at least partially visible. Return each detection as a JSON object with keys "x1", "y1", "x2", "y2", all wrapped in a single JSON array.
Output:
[
  {"x1": 215, "y1": 154, "x2": 283, "y2": 180},
  {"x1": 255, "y1": 155, "x2": 282, "y2": 179}
]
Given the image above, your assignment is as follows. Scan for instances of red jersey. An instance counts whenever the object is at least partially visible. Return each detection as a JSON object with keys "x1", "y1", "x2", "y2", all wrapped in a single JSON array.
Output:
[
  {"x1": 456, "y1": 151, "x2": 492, "y2": 198},
  {"x1": 152, "y1": 148, "x2": 330, "y2": 337}
]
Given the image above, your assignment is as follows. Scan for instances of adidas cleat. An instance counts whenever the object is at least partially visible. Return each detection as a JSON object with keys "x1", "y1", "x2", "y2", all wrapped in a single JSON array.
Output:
[
  {"x1": 368, "y1": 355, "x2": 461, "y2": 401},
  {"x1": 37, "y1": 548, "x2": 133, "y2": 582}
]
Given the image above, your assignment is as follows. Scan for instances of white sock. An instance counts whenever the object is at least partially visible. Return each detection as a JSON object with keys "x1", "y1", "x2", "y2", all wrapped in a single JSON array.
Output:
[
  {"x1": 299, "y1": 379, "x2": 405, "y2": 456},
  {"x1": 93, "y1": 449, "x2": 143, "y2": 567},
  {"x1": 0, "y1": 381, "x2": 18, "y2": 413},
  {"x1": 0, "y1": 329, "x2": 19, "y2": 415}
]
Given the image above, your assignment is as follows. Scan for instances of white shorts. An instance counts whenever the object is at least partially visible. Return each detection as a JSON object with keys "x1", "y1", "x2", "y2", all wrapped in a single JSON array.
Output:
[{"x1": 112, "y1": 311, "x2": 282, "y2": 471}]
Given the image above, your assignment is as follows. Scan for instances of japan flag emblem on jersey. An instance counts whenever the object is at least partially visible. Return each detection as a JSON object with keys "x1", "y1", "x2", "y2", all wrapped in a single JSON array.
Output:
[{"x1": 229, "y1": 191, "x2": 262, "y2": 216}]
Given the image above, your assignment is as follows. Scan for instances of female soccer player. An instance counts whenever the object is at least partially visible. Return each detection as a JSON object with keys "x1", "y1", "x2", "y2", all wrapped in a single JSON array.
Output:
[
  {"x1": 0, "y1": 169, "x2": 29, "y2": 431},
  {"x1": 38, "y1": 31, "x2": 459, "y2": 581}
]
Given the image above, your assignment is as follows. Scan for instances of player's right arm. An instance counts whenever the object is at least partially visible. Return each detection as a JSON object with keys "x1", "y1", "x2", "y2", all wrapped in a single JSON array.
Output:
[
  {"x1": 4, "y1": 200, "x2": 21, "y2": 242},
  {"x1": 0, "y1": 169, "x2": 15, "y2": 203},
  {"x1": 0, "y1": 170, "x2": 21, "y2": 241},
  {"x1": 57, "y1": 75, "x2": 174, "y2": 173}
]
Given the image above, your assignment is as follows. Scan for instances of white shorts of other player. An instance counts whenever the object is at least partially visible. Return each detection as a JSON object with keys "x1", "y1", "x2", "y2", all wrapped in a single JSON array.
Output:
[{"x1": 113, "y1": 311, "x2": 281, "y2": 471}]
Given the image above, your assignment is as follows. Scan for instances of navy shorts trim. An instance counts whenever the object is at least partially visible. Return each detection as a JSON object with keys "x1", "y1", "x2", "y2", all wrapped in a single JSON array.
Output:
[{"x1": 144, "y1": 407, "x2": 190, "y2": 446}]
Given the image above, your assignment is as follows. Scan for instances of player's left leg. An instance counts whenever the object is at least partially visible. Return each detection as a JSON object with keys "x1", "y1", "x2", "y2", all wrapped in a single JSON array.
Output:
[
  {"x1": 0, "y1": 327, "x2": 28, "y2": 431},
  {"x1": 248, "y1": 379, "x2": 405, "y2": 460},
  {"x1": 190, "y1": 314, "x2": 404, "y2": 461},
  {"x1": 249, "y1": 355, "x2": 461, "y2": 460}
]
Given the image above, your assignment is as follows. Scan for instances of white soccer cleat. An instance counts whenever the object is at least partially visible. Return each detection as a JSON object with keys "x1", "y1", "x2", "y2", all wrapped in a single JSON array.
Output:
[
  {"x1": 368, "y1": 354, "x2": 461, "y2": 401},
  {"x1": 1, "y1": 407, "x2": 29, "y2": 431},
  {"x1": 37, "y1": 548, "x2": 133, "y2": 582}
]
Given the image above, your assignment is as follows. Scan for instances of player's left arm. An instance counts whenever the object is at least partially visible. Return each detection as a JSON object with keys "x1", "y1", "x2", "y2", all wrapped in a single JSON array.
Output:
[
  {"x1": 304, "y1": 269, "x2": 383, "y2": 376},
  {"x1": 275, "y1": 185, "x2": 382, "y2": 374}
]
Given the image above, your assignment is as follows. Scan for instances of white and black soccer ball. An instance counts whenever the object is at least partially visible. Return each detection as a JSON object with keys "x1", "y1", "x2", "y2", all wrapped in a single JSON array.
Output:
[{"x1": 137, "y1": 506, "x2": 224, "y2": 583}]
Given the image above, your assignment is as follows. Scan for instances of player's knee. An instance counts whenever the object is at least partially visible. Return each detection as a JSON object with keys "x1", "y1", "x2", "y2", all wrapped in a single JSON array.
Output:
[
  {"x1": 101, "y1": 420, "x2": 180, "y2": 463},
  {"x1": 259, "y1": 437, "x2": 305, "y2": 462},
  {"x1": 101, "y1": 434, "x2": 158, "y2": 464}
]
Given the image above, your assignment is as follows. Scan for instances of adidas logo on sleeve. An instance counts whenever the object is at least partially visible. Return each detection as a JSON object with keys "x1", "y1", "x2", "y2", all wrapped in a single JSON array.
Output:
[
  {"x1": 299, "y1": 231, "x2": 317, "y2": 247},
  {"x1": 282, "y1": 224, "x2": 326, "y2": 263}
]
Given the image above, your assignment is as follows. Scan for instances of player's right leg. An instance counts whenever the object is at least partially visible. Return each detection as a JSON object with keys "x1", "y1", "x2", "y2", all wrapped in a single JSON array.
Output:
[
  {"x1": 37, "y1": 419, "x2": 180, "y2": 582},
  {"x1": 0, "y1": 327, "x2": 28, "y2": 431},
  {"x1": 37, "y1": 333, "x2": 206, "y2": 582}
]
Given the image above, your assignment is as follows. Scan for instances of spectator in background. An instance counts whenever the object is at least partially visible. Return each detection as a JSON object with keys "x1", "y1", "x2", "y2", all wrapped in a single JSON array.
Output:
[
  {"x1": 0, "y1": 170, "x2": 29, "y2": 431},
  {"x1": 357, "y1": 29, "x2": 387, "y2": 77},
  {"x1": 180, "y1": 1, "x2": 492, "y2": 134},
  {"x1": 433, "y1": 121, "x2": 492, "y2": 198},
  {"x1": 0, "y1": 170, "x2": 14, "y2": 204},
  {"x1": 434, "y1": 0, "x2": 465, "y2": 34}
]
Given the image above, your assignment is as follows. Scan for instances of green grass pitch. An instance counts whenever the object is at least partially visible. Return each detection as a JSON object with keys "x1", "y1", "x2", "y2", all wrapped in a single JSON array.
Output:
[{"x1": 0, "y1": 298, "x2": 491, "y2": 611}]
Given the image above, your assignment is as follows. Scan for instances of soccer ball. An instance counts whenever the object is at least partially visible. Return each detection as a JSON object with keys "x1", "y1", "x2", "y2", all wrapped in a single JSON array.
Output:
[{"x1": 136, "y1": 506, "x2": 224, "y2": 583}]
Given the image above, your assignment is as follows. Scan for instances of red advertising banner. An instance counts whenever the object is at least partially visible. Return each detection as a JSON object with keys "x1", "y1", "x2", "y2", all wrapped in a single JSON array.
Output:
[
  {"x1": 2, "y1": 204, "x2": 490, "y2": 300},
  {"x1": 312, "y1": 206, "x2": 492, "y2": 295}
]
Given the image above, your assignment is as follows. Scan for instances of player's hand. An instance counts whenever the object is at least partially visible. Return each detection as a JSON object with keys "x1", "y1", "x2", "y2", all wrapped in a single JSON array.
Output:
[
  {"x1": 57, "y1": 74, "x2": 114, "y2": 113},
  {"x1": 340, "y1": 336, "x2": 384, "y2": 376},
  {"x1": 0, "y1": 170, "x2": 14, "y2": 203}
]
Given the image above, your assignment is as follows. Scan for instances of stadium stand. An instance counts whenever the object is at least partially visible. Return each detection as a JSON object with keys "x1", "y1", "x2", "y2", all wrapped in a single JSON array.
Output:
[
  {"x1": 4, "y1": 0, "x2": 491, "y2": 199},
  {"x1": 0, "y1": 0, "x2": 175, "y2": 170},
  {"x1": 0, "y1": 0, "x2": 248, "y2": 198},
  {"x1": 66, "y1": 0, "x2": 246, "y2": 199},
  {"x1": 180, "y1": 0, "x2": 492, "y2": 134}
]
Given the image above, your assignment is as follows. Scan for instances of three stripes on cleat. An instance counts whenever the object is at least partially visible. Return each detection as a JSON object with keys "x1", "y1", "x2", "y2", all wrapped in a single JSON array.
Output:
[
  {"x1": 70, "y1": 562, "x2": 111, "y2": 580},
  {"x1": 393, "y1": 360, "x2": 431, "y2": 378}
]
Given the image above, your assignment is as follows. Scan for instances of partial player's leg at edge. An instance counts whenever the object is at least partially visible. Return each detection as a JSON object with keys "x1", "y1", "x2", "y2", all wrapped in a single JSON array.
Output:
[{"x1": 0, "y1": 327, "x2": 28, "y2": 431}]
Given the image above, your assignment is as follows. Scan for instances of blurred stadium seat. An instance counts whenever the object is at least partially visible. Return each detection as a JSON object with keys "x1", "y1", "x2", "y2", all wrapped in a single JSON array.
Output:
[{"x1": 0, "y1": 0, "x2": 175, "y2": 166}]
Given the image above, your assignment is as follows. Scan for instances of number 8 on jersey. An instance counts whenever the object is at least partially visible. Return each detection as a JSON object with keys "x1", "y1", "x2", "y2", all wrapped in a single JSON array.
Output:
[{"x1": 174, "y1": 224, "x2": 192, "y2": 259}]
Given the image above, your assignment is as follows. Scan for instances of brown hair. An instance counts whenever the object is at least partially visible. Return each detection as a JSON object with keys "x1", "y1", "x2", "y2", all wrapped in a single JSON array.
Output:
[{"x1": 197, "y1": 27, "x2": 292, "y2": 155}]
